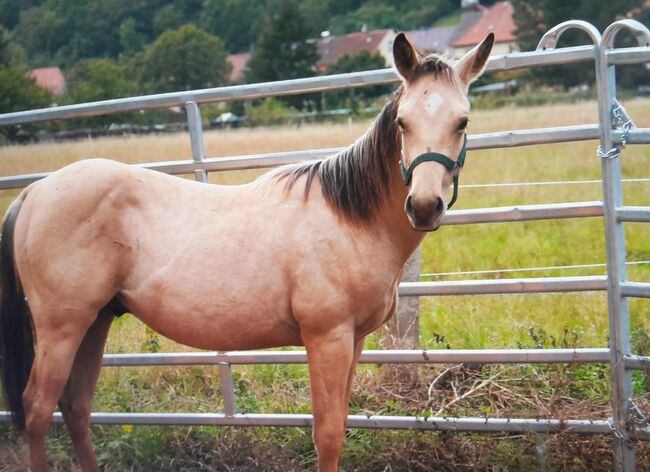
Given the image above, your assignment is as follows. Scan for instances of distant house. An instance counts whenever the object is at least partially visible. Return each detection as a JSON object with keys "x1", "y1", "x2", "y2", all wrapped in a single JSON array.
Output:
[
  {"x1": 448, "y1": 1, "x2": 486, "y2": 53},
  {"x1": 404, "y1": 27, "x2": 455, "y2": 56},
  {"x1": 29, "y1": 67, "x2": 66, "y2": 95},
  {"x1": 316, "y1": 29, "x2": 396, "y2": 72},
  {"x1": 452, "y1": 1, "x2": 518, "y2": 57},
  {"x1": 228, "y1": 52, "x2": 250, "y2": 83}
]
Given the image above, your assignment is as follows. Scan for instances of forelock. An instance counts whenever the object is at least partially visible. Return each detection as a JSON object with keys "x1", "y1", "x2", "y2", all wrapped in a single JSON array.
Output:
[{"x1": 412, "y1": 53, "x2": 454, "y2": 82}]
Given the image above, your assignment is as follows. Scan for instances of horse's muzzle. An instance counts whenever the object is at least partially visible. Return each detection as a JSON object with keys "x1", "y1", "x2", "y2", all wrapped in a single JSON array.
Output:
[{"x1": 405, "y1": 195, "x2": 445, "y2": 231}]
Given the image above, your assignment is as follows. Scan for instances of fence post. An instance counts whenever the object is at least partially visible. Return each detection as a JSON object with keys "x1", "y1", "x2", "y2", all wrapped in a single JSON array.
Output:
[
  {"x1": 218, "y1": 357, "x2": 237, "y2": 417},
  {"x1": 596, "y1": 21, "x2": 645, "y2": 472},
  {"x1": 185, "y1": 101, "x2": 209, "y2": 183},
  {"x1": 386, "y1": 247, "x2": 420, "y2": 349}
]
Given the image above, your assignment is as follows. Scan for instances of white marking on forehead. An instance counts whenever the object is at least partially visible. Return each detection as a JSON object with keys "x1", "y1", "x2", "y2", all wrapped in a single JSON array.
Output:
[{"x1": 424, "y1": 93, "x2": 443, "y2": 117}]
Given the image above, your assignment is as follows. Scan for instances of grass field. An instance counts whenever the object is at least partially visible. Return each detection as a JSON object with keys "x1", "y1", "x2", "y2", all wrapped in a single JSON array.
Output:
[{"x1": 0, "y1": 98, "x2": 649, "y2": 470}]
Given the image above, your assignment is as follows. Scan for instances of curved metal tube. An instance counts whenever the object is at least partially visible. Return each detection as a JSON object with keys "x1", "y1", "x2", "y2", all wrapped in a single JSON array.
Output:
[
  {"x1": 536, "y1": 20, "x2": 601, "y2": 50},
  {"x1": 601, "y1": 19, "x2": 650, "y2": 62}
]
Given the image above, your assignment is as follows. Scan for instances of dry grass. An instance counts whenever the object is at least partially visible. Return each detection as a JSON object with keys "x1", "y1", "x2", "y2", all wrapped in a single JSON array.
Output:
[{"x1": 0, "y1": 97, "x2": 649, "y2": 470}]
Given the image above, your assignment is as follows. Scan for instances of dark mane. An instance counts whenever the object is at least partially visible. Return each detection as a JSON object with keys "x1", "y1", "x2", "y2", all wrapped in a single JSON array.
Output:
[{"x1": 273, "y1": 54, "x2": 453, "y2": 222}]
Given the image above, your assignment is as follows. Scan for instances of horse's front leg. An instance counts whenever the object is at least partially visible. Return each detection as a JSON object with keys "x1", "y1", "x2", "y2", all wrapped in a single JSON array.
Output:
[{"x1": 304, "y1": 325, "x2": 355, "y2": 472}]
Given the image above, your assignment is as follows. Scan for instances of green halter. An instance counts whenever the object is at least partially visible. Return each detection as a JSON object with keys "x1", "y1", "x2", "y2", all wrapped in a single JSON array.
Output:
[{"x1": 399, "y1": 135, "x2": 467, "y2": 209}]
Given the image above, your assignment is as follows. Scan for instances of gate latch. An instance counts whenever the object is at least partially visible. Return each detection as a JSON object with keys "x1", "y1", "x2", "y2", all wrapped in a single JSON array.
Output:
[{"x1": 597, "y1": 99, "x2": 635, "y2": 159}]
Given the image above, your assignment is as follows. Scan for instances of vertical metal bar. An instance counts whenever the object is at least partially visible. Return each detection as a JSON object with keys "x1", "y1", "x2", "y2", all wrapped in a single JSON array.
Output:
[
  {"x1": 386, "y1": 247, "x2": 421, "y2": 349},
  {"x1": 218, "y1": 359, "x2": 237, "y2": 417},
  {"x1": 185, "y1": 101, "x2": 209, "y2": 183},
  {"x1": 596, "y1": 28, "x2": 635, "y2": 472}
]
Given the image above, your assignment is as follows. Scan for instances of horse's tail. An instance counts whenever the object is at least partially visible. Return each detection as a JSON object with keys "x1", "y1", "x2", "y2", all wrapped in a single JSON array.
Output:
[{"x1": 0, "y1": 193, "x2": 33, "y2": 432}]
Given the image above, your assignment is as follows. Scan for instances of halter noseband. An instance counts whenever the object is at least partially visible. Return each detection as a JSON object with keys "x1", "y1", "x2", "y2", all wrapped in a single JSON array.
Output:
[{"x1": 399, "y1": 134, "x2": 467, "y2": 209}]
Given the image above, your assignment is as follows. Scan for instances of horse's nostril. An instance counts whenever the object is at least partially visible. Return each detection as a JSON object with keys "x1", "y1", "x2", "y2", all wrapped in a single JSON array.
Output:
[
  {"x1": 435, "y1": 196, "x2": 444, "y2": 214},
  {"x1": 405, "y1": 195, "x2": 414, "y2": 217}
]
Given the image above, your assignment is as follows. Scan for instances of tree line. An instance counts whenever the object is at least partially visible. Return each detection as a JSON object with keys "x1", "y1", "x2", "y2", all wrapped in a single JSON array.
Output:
[
  {"x1": 0, "y1": 0, "x2": 458, "y2": 67},
  {"x1": 0, "y1": 0, "x2": 647, "y2": 140}
]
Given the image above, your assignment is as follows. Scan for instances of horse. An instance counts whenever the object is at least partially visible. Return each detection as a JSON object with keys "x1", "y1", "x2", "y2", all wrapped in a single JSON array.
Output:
[{"x1": 0, "y1": 32, "x2": 493, "y2": 471}]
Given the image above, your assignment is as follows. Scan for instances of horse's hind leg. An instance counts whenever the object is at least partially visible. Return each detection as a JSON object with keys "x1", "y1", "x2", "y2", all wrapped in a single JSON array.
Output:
[
  {"x1": 22, "y1": 309, "x2": 98, "y2": 472},
  {"x1": 59, "y1": 310, "x2": 113, "y2": 472}
]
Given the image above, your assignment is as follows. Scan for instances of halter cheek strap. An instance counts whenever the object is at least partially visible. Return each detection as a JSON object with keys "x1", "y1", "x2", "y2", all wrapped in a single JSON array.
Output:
[{"x1": 399, "y1": 135, "x2": 467, "y2": 209}]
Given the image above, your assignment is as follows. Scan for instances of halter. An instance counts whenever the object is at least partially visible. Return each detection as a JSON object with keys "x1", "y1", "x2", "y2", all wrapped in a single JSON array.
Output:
[{"x1": 399, "y1": 134, "x2": 467, "y2": 209}]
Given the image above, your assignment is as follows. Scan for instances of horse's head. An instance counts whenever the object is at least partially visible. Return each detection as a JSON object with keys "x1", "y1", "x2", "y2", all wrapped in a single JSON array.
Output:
[{"x1": 393, "y1": 32, "x2": 494, "y2": 231}]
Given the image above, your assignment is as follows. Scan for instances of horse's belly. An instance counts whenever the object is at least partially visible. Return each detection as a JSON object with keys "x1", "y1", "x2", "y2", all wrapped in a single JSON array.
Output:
[
  {"x1": 138, "y1": 309, "x2": 301, "y2": 351},
  {"x1": 120, "y1": 277, "x2": 301, "y2": 351}
]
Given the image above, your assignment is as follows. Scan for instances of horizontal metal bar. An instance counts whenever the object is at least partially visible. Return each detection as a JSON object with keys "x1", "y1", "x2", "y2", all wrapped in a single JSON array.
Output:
[
  {"x1": 624, "y1": 355, "x2": 650, "y2": 370},
  {"x1": 5, "y1": 125, "x2": 649, "y2": 191},
  {"x1": 399, "y1": 276, "x2": 607, "y2": 296},
  {"x1": 0, "y1": 70, "x2": 398, "y2": 126},
  {"x1": 623, "y1": 128, "x2": 650, "y2": 145},
  {"x1": 101, "y1": 348, "x2": 610, "y2": 367},
  {"x1": 0, "y1": 411, "x2": 613, "y2": 434},
  {"x1": 0, "y1": 149, "x2": 342, "y2": 190},
  {"x1": 620, "y1": 281, "x2": 650, "y2": 298},
  {"x1": 443, "y1": 201, "x2": 603, "y2": 225},
  {"x1": 616, "y1": 206, "x2": 650, "y2": 222},
  {"x1": 0, "y1": 46, "x2": 602, "y2": 127},
  {"x1": 607, "y1": 46, "x2": 650, "y2": 65},
  {"x1": 143, "y1": 147, "x2": 341, "y2": 173},
  {"x1": 484, "y1": 45, "x2": 595, "y2": 72},
  {"x1": 470, "y1": 124, "x2": 599, "y2": 149}
]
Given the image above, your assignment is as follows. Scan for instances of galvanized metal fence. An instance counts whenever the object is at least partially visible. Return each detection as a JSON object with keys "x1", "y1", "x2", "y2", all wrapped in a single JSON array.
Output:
[{"x1": 1, "y1": 19, "x2": 650, "y2": 471}]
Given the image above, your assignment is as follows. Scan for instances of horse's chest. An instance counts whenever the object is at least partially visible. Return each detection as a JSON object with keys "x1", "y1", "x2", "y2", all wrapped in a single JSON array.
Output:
[{"x1": 355, "y1": 285, "x2": 398, "y2": 338}]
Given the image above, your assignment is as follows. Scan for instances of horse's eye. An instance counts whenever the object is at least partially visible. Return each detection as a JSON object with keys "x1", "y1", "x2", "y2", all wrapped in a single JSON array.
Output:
[{"x1": 457, "y1": 119, "x2": 468, "y2": 132}]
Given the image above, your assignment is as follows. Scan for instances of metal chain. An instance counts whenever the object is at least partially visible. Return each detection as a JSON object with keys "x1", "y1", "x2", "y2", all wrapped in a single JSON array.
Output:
[
  {"x1": 629, "y1": 400, "x2": 649, "y2": 428},
  {"x1": 609, "y1": 401, "x2": 650, "y2": 448},
  {"x1": 608, "y1": 416, "x2": 635, "y2": 448},
  {"x1": 597, "y1": 100, "x2": 634, "y2": 159}
]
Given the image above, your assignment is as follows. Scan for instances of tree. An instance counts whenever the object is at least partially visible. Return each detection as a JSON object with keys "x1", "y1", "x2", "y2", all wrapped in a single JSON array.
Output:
[
  {"x1": 66, "y1": 58, "x2": 136, "y2": 127},
  {"x1": 153, "y1": 4, "x2": 185, "y2": 37},
  {"x1": 324, "y1": 50, "x2": 390, "y2": 108},
  {"x1": 0, "y1": 66, "x2": 52, "y2": 140},
  {"x1": 68, "y1": 58, "x2": 134, "y2": 103},
  {"x1": 328, "y1": 3, "x2": 398, "y2": 35},
  {"x1": 200, "y1": 0, "x2": 264, "y2": 53},
  {"x1": 138, "y1": 24, "x2": 231, "y2": 92},
  {"x1": 0, "y1": 0, "x2": 41, "y2": 30},
  {"x1": 12, "y1": 6, "x2": 65, "y2": 64},
  {"x1": 511, "y1": 0, "x2": 640, "y2": 88},
  {"x1": 246, "y1": 0, "x2": 318, "y2": 84},
  {"x1": 119, "y1": 17, "x2": 147, "y2": 56}
]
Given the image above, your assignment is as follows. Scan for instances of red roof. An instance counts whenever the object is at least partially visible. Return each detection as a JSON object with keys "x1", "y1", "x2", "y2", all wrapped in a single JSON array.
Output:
[
  {"x1": 452, "y1": 1, "x2": 516, "y2": 48},
  {"x1": 29, "y1": 67, "x2": 66, "y2": 95},
  {"x1": 317, "y1": 29, "x2": 392, "y2": 70},
  {"x1": 228, "y1": 52, "x2": 250, "y2": 83}
]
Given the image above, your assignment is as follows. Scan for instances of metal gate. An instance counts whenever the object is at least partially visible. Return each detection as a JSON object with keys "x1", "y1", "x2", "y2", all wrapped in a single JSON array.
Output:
[{"x1": 0, "y1": 19, "x2": 649, "y2": 472}]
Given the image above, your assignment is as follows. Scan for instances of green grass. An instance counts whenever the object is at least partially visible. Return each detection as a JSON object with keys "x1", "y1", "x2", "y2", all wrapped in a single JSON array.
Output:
[{"x1": 0, "y1": 99, "x2": 649, "y2": 469}]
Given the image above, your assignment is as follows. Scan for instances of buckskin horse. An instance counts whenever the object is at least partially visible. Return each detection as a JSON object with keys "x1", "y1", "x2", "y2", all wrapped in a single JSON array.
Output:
[{"x1": 0, "y1": 32, "x2": 493, "y2": 471}]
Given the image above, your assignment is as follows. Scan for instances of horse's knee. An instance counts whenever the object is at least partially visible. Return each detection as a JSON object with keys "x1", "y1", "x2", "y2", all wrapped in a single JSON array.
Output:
[
  {"x1": 23, "y1": 400, "x2": 53, "y2": 441},
  {"x1": 60, "y1": 399, "x2": 92, "y2": 437},
  {"x1": 313, "y1": 422, "x2": 345, "y2": 460}
]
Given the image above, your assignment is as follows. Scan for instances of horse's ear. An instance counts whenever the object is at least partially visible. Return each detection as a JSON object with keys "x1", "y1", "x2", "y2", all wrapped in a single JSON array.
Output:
[
  {"x1": 393, "y1": 32, "x2": 418, "y2": 81},
  {"x1": 454, "y1": 32, "x2": 494, "y2": 87}
]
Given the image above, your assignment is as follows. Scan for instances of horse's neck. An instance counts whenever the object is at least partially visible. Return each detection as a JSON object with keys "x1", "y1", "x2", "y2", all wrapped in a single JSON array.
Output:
[
  {"x1": 345, "y1": 116, "x2": 425, "y2": 269},
  {"x1": 377, "y1": 161, "x2": 426, "y2": 265}
]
